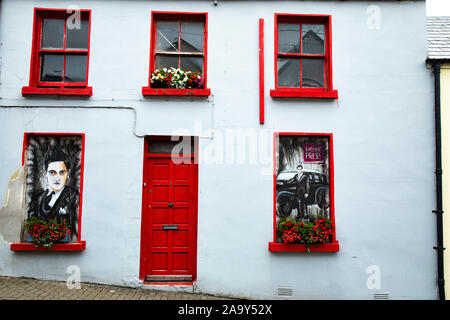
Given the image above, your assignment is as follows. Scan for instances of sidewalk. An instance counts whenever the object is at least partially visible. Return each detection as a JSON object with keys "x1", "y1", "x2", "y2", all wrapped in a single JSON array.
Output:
[{"x1": 0, "y1": 276, "x2": 234, "y2": 300}]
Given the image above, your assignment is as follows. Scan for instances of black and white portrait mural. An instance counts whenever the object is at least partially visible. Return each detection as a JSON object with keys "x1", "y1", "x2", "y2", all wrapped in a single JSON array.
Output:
[
  {"x1": 275, "y1": 134, "x2": 331, "y2": 223},
  {"x1": 24, "y1": 135, "x2": 83, "y2": 242}
]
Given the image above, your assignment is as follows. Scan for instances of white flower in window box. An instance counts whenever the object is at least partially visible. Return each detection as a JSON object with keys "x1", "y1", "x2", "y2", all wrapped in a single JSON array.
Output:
[{"x1": 150, "y1": 67, "x2": 203, "y2": 89}]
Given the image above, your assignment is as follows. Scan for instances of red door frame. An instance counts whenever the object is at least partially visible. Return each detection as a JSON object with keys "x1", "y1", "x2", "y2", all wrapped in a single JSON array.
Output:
[{"x1": 139, "y1": 136, "x2": 199, "y2": 284}]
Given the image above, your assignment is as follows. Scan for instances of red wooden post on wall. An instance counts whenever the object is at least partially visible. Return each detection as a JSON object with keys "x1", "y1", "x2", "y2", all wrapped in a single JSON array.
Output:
[{"x1": 259, "y1": 18, "x2": 265, "y2": 125}]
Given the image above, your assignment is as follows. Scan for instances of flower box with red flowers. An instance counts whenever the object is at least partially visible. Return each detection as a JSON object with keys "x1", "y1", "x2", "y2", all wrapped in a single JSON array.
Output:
[
  {"x1": 150, "y1": 68, "x2": 204, "y2": 89},
  {"x1": 142, "y1": 67, "x2": 211, "y2": 97},
  {"x1": 269, "y1": 216, "x2": 339, "y2": 252},
  {"x1": 24, "y1": 217, "x2": 71, "y2": 249}
]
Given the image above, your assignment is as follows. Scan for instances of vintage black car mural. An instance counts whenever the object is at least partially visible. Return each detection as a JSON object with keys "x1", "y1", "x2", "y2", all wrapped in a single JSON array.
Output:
[{"x1": 276, "y1": 169, "x2": 329, "y2": 220}]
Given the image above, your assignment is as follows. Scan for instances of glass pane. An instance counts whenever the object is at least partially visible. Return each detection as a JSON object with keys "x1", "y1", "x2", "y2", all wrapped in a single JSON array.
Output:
[
  {"x1": 180, "y1": 22, "x2": 204, "y2": 52},
  {"x1": 302, "y1": 24, "x2": 325, "y2": 54},
  {"x1": 41, "y1": 19, "x2": 65, "y2": 49},
  {"x1": 66, "y1": 20, "x2": 89, "y2": 49},
  {"x1": 278, "y1": 23, "x2": 300, "y2": 53},
  {"x1": 156, "y1": 21, "x2": 179, "y2": 52},
  {"x1": 155, "y1": 55, "x2": 179, "y2": 69},
  {"x1": 277, "y1": 57, "x2": 300, "y2": 87},
  {"x1": 40, "y1": 54, "x2": 64, "y2": 82},
  {"x1": 65, "y1": 54, "x2": 88, "y2": 82},
  {"x1": 180, "y1": 56, "x2": 203, "y2": 73},
  {"x1": 301, "y1": 58, "x2": 325, "y2": 88},
  {"x1": 148, "y1": 139, "x2": 194, "y2": 154}
]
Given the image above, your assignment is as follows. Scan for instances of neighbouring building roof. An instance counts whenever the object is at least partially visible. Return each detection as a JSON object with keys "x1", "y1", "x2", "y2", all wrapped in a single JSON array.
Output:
[{"x1": 427, "y1": 16, "x2": 450, "y2": 60}]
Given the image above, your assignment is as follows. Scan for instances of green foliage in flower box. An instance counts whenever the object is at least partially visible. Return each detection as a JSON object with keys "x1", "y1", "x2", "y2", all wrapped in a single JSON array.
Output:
[
  {"x1": 277, "y1": 216, "x2": 333, "y2": 251},
  {"x1": 150, "y1": 67, "x2": 203, "y2": 89},
  {"x1": 25, "y1": 217, "x2": 71, "y2": 249}
]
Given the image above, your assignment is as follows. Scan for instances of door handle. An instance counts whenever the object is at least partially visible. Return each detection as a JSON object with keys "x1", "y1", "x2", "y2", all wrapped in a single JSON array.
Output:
[
  {"x1": 162, "y1": 224, "x2": 178, "y2": 230},
  {"x1": 168, "y1": 202, "x2": 173, "y2": 208}
]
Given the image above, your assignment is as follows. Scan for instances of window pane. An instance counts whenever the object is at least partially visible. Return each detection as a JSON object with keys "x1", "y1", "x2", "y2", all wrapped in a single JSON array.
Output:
[
  {"x1": 65, "y1": 54, "x2": 88, "y2": 82},
  {"x1": 40, "y1": 54, "x2": 64, "y2": 82},
  {"x1": 156, "y1": 21, "x2": 179, "y2": 52},
  {"x1": 66, "y1": 20, "x2": 89, "y2": 49},
  {"x1": 41, "y1": 19, "x2": 65, "y2": 49},
  {"x1": 278, "y1": 23, "x2": 300, "y2": 53},
  {"x1": 155, "y1": 55, "x2": 179, "y2": 69},
  {"x1": 302, "y1": 58, "x2": 325, "y2": 88},
  {"x1": 180, "y1": 22, "x2": 204, "y2": 52},
  {"x1": 148, "y1": 139, "x2": 194, "y2": 154},
  {"x1": 302, "y1": 24, "x2": 325, "y2": 54},
  {"x1": 277, "y1": 58, "x2": 300, "y2": 87},
  {"x1": 180, "y1": 56, "x2": 203, "y2": 73}
]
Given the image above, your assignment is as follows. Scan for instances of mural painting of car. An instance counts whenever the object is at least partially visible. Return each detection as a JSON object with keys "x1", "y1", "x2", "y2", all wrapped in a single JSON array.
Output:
[{"x1": 276, "y1": 169, "x2": 329, "y2": 219}]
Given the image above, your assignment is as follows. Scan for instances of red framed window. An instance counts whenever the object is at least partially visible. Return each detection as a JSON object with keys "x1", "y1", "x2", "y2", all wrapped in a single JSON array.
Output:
[
  {"x1": 142, "y1": 12, "x2": 210, "y2": 96},
  {"x1": 270, "y1": 14, "x2": 338, "y2": 99},
  {"x1": 10, "y1": 133, "x2": 86, "y2": 251},
  {"x1": 22, "y1": 8, "x2": 92, "y2": 96},
  {"x1": 269, "y1": 132, "x2": 339, "y2": 252}
]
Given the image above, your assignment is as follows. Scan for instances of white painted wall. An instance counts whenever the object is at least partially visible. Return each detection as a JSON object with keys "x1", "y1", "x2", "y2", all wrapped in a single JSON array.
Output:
[{"x1": 0, "y1": 0, "x2": 436, "y2": 299}]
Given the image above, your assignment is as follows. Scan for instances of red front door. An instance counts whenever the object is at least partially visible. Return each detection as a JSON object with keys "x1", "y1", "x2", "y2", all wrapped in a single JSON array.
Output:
[{"x1": 140, "y1": 138, "x2": 198, "y2": 283}]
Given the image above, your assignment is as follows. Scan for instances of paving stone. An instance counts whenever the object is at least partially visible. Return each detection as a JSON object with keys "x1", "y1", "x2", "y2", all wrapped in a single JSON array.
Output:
[{"x1": 0, "y1": 276, "x2": 233, "y2": 300}]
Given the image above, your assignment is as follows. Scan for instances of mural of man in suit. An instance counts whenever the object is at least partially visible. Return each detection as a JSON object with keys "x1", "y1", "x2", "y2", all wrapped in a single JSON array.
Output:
[
  {"x1": 296, "y1": 161, "x2": 311, "y2": 219},
  {"x1": 27, "y1": 149, "x2": 79, "y2": 241}
]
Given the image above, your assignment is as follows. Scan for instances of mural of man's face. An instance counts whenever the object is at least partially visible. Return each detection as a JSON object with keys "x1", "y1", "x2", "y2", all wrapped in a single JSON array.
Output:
[{"x1": 46, "y1": 161, "x2": 69, "y2": 192}]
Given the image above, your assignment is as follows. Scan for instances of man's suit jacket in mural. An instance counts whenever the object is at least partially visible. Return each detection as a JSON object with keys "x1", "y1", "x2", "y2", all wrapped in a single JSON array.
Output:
[
  {"x1": 296, "y1": 172, "x2": 311, "y2": 201},
  {"x1": 28, "y1": 186, "x2": 79, "y2": 240}
]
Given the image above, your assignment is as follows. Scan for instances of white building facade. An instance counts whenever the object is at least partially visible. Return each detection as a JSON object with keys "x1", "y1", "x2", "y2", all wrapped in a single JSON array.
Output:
[{"x1": 0, "y1": 0, "x2": 438, "y2": 299}]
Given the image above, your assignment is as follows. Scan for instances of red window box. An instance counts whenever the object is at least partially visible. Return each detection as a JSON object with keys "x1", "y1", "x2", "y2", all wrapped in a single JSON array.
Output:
[
  {"x1": 142, "y1": 12, "x2": 210, "y2": 97},
  {"x1": 271, "y1": 14, "x2": 338, "y2": 99},
  {"x1": 268, "y1": 241, "x2": 339, "y2": 252},
  {"x1": 270, "y1": 88, "x2": 338, "y2": 99},
  {"x1": 22, "y1": 86, "x2": 92, "y2": 96},
  {"x1": 22, "y1": 8, "x2": 92, "y2": 97},
  {"x1": 10, "y1": 241, "x2": 86, "y2": 252},
  {"x1": 142, "y1": 87, "x2": 211, "y2": 97}
]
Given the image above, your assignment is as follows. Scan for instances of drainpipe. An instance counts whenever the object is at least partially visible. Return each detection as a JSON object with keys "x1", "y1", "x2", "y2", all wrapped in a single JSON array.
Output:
[{"x1": 429, "y1": 59, "x2": 445, "y2": 300}]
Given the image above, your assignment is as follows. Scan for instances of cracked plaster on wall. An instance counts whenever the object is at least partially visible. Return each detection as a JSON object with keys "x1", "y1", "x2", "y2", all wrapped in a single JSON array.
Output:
[{"x1": 0, "y1": 166, "x2": 26, "y2": 243}]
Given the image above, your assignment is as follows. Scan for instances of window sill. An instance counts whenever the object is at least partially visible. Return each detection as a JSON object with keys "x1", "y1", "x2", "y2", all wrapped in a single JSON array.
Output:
[
  {"x1": 10, "y1": 241, "x2": 86, "y2": 252},
  {"x1": 143, "y1": 281, "x2": 194, "y2": 286},
  {"x1": 142, "y1": 87, "x2": 211, "y2": 97},
  {"x1": 22, "y1": 86, "x2": 93, "y2": 97},
  {"x1": 268, "y1": 241, "x2": 339, "y2": 252},
  {"x1": 270, "y1": 89, "x2": 338, "y2": 99}
]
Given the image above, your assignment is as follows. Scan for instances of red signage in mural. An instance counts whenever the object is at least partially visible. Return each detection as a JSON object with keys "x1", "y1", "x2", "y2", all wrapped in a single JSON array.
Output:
[{"x1": 303, "y1": 144, "x2": 324, "y2": 163}]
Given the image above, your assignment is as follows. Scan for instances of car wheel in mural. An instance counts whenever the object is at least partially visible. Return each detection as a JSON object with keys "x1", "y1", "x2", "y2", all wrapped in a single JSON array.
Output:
[
  {"x1": 23, "y1": 134, "x2": 83, "y2": 244},
  {"x1": 276, "y1": 191, "x2": 297, "y2": 218}
]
